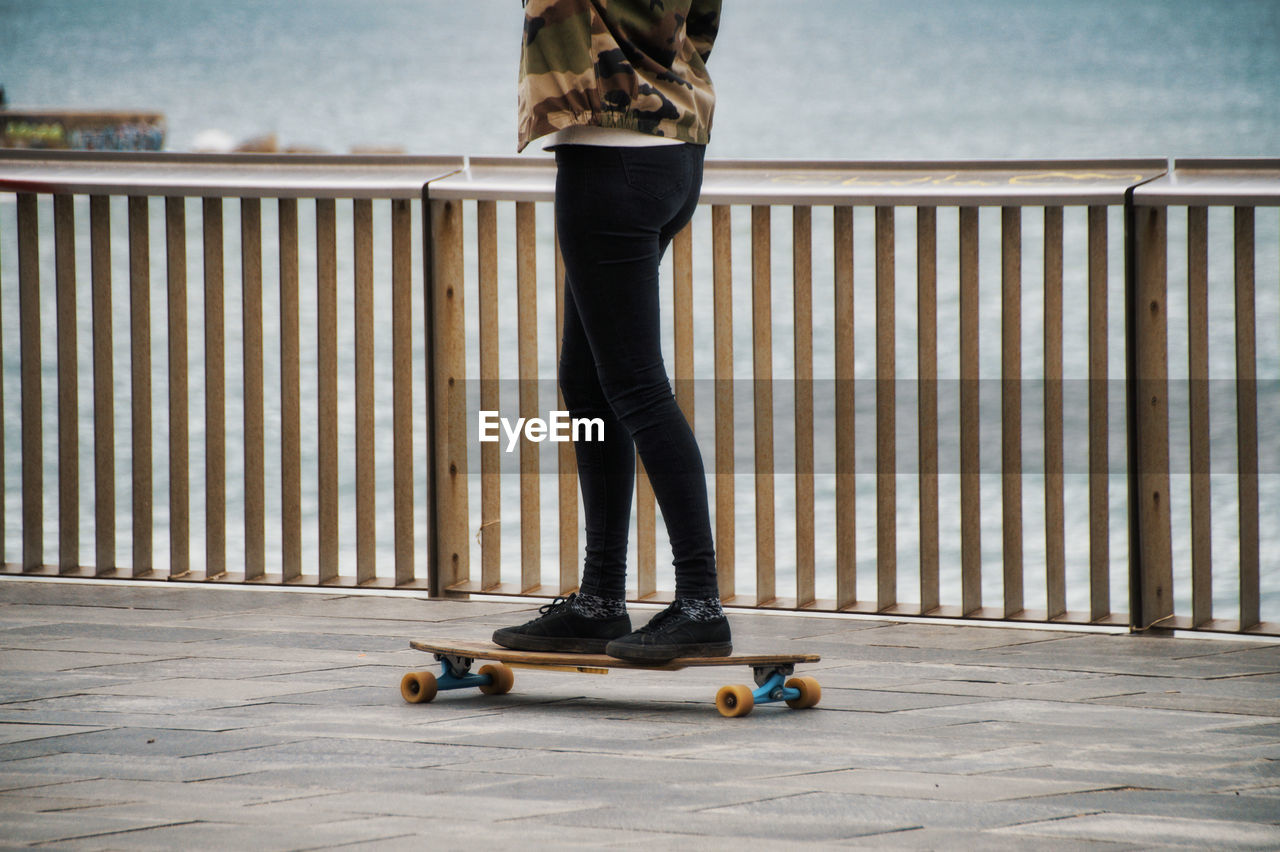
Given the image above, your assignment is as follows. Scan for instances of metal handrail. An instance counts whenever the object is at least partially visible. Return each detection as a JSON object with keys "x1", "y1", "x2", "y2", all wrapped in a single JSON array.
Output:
[
  {"x1": 1133, "y1": 158, "x2": 1280, "y2": 206},
  {"x1": 0, "y1": 149, "x2": 463, "y2": 198},
  {"x1": 429, "y1": 156, "x2": 1169, "y2": 205},
  {"x1": 0, "y1": 151, "x2": 1170, "y2": 204}
]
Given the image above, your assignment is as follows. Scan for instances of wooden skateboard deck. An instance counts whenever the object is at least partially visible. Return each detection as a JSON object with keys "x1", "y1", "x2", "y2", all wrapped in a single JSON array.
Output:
[{"x1": 402, "y1": 639, "x2": 821, "y2": 717}]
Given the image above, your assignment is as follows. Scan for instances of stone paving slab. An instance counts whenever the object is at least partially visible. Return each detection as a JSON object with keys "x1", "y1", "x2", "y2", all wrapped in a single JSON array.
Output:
[
  {"x1": 520, "y1": 801, "x2": 919, "y2": 843},
  {"x1": 798, "y1": 622, "x2": 1085, "y2": 650},
  {"x1": 0, "y1": 725, "x2": 110, "y2": 746},
  {"x1": 760, "y1": 766, "x2": 1112, "y2": 801},
  {"x1": 847, "y1": 827, "x2": 1143, "y2": 850},
  {"x1": 0, "y1": 726, "x2": 306, "y2": 762},
  {"x1": 0, "y1": 694, "x2": 288, "y2": 724},
  {"x1": 991, "y1": 812, "x2": 1280, "y2": 849},
  {"x1": 0, "y1": 811, "x2": 195, "y2": 847},
  {"x1": 1090, "y1": 691, "x2": 1280, "y2": 716},
  {"x1": 46, "y1": 815, "x2": 439, "y2": 850},
  {"x1": 1022, "y1": 787, "x2": 1280, "y2": 825},
  {"x1": 78, "y1": 677, "x2": 342, "y2": 703},
  {"x1": 694, "y1": 789, "x2": 1089, "y2": 832},
  {"x1": 66, "y1": 656, "x2": 342, "y2": 680},
  {"x1": 1, "y1": 578, "x2": 1278, "y2": 849},
  {"x1": 0, "y1": 649, "x2": 181, "y2": 673},
  {"x1": 986, "y1": 759, "x2": 1278, "y2": 795},
  {"x1": 3, "y1": 752, "x2": 268, "y2": 783}
]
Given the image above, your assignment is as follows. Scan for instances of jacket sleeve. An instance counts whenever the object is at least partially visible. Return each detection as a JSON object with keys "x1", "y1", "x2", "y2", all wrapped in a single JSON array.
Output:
[{"x1": 686, "y1": 0, "x2": 721, "y2": 63}]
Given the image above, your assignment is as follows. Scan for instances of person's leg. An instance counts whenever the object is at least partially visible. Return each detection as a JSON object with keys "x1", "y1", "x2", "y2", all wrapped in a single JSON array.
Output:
[
  {"x1": 552, "y1": 143, "x2": 729, "y2": 661},
  {"x1": 557, "y1": 286, "x2": 634, "y2": 604},
  {"x1": 495, "y1": 143, "x2": 729, "y2": 659},
  {"x1": 491, "y1": 285, "x2": 635, "y2": 652},
  {"x1": 553, "y1": 144, "x2": 719, "y2": 601}
]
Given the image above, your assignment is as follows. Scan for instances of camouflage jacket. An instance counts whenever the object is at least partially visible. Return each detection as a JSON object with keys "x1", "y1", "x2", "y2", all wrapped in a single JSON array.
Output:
[{"x1": 518, "y1": 0, "x2": 721, "y2": 152}]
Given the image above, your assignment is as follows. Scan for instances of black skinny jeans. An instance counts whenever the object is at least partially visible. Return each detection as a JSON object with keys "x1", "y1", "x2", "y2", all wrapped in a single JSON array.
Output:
[{"x1": 554, "y1": 143, "x2": 717, "y2": 600}]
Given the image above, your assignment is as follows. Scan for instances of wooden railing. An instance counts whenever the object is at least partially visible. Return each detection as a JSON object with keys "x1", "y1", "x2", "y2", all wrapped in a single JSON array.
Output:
[
  {"x1": 428, "y1": 158, "x2": 1161, "y2": 626},
  {"x1": 0, "y1": 150, "x2": 458, "y2": 587},
  {"x1": 1130, "y1": 160, "x2": 1280, "y2": 634},
  {"x1": 1, "y1": 151, "x2": 1275, "y2": 636}
]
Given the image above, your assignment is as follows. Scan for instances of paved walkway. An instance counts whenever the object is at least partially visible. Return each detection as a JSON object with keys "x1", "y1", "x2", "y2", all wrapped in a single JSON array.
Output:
[{"x1": 1, "y1": 579, "x2": 1277, "y2": 849}]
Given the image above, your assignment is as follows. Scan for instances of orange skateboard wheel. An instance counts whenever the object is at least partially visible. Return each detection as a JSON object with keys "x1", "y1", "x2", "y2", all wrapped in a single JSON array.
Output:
[
  {"x1": 400, "y1": 670, "x2": 438, "y2": 704},
  {"x1": 716, "y1": 683, "x2": 755, "y2": 717},
  {"x1": 478, "y1": 663, "x2": 515, "y2": 695},
  {"x1": 784, "y1": 676, "x2": 821, "y2": 709}
]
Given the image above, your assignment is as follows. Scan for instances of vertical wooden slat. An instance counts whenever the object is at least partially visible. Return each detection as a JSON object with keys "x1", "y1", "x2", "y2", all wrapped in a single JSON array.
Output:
[
  {"x1": 0, "y1": 196, "x2": 5, "y2": 555},
  {"x1": 203, "y1": 197, "x2": 226, "y2": 579},
  {"x1": 430, "y1": 199, "x2": 469, "y2": 591},
  {"x1": 353, "y1": 198, "x2": 375, "y2": 584},
  {"x1": 478, "y1": 200, "x2": 501, "y2": 591},
  {"x1": 17, "y1": 194, "x2": 42, "y2": 570},
  {"x1": 875, "y1": 206, "x2": 896, "y2": 611},
  {"x1": 90, "y1": 196, "x2": 115, "y2": 575},
  {"x1": 1043, "y1": 206, "x2": 1066, "y2": 619},
  {"x1": 55, "y1": 195, "x2": 79, "y2": 572},
  {"x1": 425, "y1": 193, "x2": 438, "y2": 595},
  {"x1": 674, "y1": 223, "x2": 695, "y2": 422},
  {"x1": 391, "y1": 199, "x2": 414, "y2": 585},
  {"x1": 636, "y1": 346, "x2": 655, "y2": 594},
  {"x1": 316, "y1": 198, "x2": 339, "y2": 583},
  {"x1": 640, "y1": 225, "x2": 701, "y2": 603},
  {"x1": 1234, "y1": 206, "x2": 1260, "y2": 629},
  {"x1": 128, "y1": 196, "x2": 152, "y2": 577},
  {"x1": 792, "y1": 206, "x2": 815, "y2": 607},
  {"x1": 712, "y1": 205, "x2": 734, "y2": 600},
  {"x1": 751, "y1": 205, "x2": 775, "y2": 605},
  {"x1": 916, "y1": 207, "x2": 939, "y2": 613},
  {"x1": 834, "y1": 205, "x2": 856, "y2": 609},
  {"x1": 1186, "y1": 206, "x2": 1211, "y2": 626},
  {"x1": 554, "y1": 223, "x2": 578, "y2": 594},
  {"x1": 165, "y1": 197, "x2": 190, "y2": 579},
  {"x1": 636, "y1": 456, "x2": 656, "y2": 598},
  {"x1": 241, "y1": 198, "x2": 265, "y2": 581},
  {"x1": 1001, "y1": 206, "x2": 1023, "y2": 617},
  {"x1": 516, "y1": 202, "x2": 540, "y2": 592},
  {"x1": 278, "y1": 198, "x2": 301, "y2": 582},
  {"x1": 1087, "y1": 205, "x2": 1110, "y2": 621},
  {"x1": 1132, "y1": 204, "x2": 1173, "y2": 629},
  {"x1": 959, "y1": 206, "x2": 982, "y2": 615},
  {"x1": 651, "y1": 220, "x2": 694, "y2": 600},
  {"x1": 637, "y1": 211, "x2": 658, "y2": 594}
]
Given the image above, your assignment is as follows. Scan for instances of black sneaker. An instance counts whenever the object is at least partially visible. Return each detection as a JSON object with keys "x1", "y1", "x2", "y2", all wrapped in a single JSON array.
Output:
[
  {"x1": 605, "y1": 600, "x2": 732, "y2": 664},
  {"x1": 492, "y1": 595, "x2": 631, "y2": 654}
]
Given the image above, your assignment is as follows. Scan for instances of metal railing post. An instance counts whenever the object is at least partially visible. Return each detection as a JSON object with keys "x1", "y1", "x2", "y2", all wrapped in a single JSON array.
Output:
[
  {"x1": 423, "y1": 183, "x2": 440, "y2": 596},
  {"x1": 428, "y1": 196, "x2": 469, "y2": 595},
  {"x1": 1126, "y1": 192, "x2": 1174, "y2": 630},
  {"x1": 17, "y1": 193, "x2": 42, "y2": 571}
]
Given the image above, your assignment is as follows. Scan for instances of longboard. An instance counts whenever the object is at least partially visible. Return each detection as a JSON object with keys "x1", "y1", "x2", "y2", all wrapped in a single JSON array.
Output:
[{"x1": 402, "y1": 639, "x2": 822, "y2": 718}]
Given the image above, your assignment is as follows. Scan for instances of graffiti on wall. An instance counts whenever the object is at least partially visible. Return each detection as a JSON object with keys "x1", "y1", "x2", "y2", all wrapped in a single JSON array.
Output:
[
  {"x1": 67, "y1": 122, "x2": 165, "y2": 151},
  {"x1": 1, "y1": 112, "x2": 165, "y2": 151}
]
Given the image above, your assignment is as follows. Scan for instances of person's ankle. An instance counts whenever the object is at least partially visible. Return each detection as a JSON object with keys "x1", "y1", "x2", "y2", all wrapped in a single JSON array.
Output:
[
  {"x1": 570, "y1": 591, "x2": 627, "y2": 619},
  {"x1": 675, "y1": 595, "x2": 724, "y2": 622}
]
